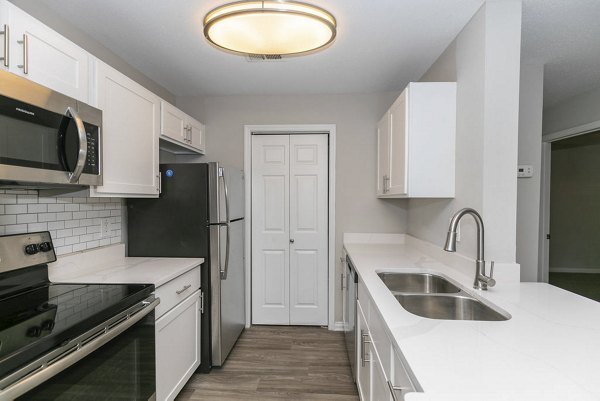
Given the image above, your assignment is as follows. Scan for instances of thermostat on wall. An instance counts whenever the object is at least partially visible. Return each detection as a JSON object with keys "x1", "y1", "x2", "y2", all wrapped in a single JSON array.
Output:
[{"x1": 517, "y1": 165, "x2": 533, "y2": 178}]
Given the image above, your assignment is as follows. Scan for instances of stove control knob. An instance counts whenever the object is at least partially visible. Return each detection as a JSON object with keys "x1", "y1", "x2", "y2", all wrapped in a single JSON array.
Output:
[
  {"x1": 39, "y1": 242, "x2": 53, "y2": 252},
  {"x1": 26, "y1": 326, "x2": 42, "y2": 337},
  {"x1": 41, "y1": 320, "x2": 55, "y2": 331},
  {"x1": 24, "y1": 244, "x2": 39, "y2": 255}
]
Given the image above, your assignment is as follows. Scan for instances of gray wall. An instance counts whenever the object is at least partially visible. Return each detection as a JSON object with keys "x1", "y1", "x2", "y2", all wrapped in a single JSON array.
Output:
[
  {"x1": 550, "y1": 138, "x2": 600, "y2": 272},
  {"x1": 8, "y1": 0, "x2": 175, "y2": 103},
  {"x1": 516, "y1": 64, "x2": 544, "y2": 281},
  {"x1": 544, "y1": 86, "x2": 600, "y2": 136},
  {"x1": 176, "y1": 93, "x2": 408, "y2": 322},
  {"x1": 408, "y1": 0, "x2": 523, "y2": 264}
]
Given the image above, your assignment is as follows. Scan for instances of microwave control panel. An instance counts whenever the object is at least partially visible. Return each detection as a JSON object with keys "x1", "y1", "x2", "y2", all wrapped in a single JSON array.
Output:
[{"x1": 83, "y1": 123, "x2": 100, "y2": 175}]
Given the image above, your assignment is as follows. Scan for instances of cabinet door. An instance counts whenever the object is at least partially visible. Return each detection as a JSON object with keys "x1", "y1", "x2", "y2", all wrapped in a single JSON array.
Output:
[
  {"x1": 376, "y1": 113, "x2": 389, "y2": 196},
  {"x1": 357, "y1": 301, "x2": 371, "y2": 401},
  {"x1": 387, "y1": 90, "x2": 408, "y2": 196},
  {"x1": 7, "y1": 3, "x2": 89, "y2": 102},
  {"x1": 161, "y1": 101, "x2": 187, "y2": 143},
  {"x1": 188, "y1": 117, "x2": 206, "y2": 153},
  {"x1": 372, "y1": 356, "x2": 391, "y2": 401},
  {"x1": 92, "y1": 60, "x2": 160, "y2": 197},
  {"x1": 0, "y1": 2, "x2": 8, "y2": 72},
  {"x1": 156, "y1": 290, "x2": 201, "y2": 401}
]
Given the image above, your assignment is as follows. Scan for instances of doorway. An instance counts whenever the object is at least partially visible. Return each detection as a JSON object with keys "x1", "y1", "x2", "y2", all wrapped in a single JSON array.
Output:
[
  {"x1": 249, "y1": 131, "x2": 331, "y2": 325},
  {"x1": 544, "y1": 130, "x2": 600, "y2": 302}
]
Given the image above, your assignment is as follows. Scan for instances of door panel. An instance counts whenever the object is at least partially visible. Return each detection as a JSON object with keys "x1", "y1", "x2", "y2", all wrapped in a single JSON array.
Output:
[
  {"x1": 289, "y1": 134, "x2": 328, "y2": 325},
  {"x1": 161, "y1": 101, "x2": 186, "y2": 142},
  {"x1": 252, "y1": 135, "x2": 290, "y2": 324},
  {"x1": 388, "y1": 91, "x2": 408, "y2": 195},
  {"x1": 252, "y1": 133, "x2": 328, "y2": 326}
]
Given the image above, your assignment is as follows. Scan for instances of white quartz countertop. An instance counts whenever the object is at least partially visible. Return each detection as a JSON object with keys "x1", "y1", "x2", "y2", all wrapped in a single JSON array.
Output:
[
  {"x1": 344, "y1": 235, "x2": 600, "y2": 401},
  {"x1": 49, "y1": 244, "x2": 204, "y2": 287}
]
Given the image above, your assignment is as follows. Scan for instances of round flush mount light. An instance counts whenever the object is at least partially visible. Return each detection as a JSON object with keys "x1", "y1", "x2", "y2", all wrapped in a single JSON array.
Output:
[{"x1": 203, "y1": 1, "x2": 337, "y2": 57}]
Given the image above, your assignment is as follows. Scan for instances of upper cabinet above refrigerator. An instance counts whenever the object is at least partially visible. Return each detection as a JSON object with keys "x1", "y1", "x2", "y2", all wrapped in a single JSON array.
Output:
[
  {"x1": 377, "y1": 82, "x2": 456, "y2": 198},
  {"x1": 0, "y1": 0, "x2": 89, "y2": 102},
  {"x1": 160, "y1": 101, "x2": 206, "y2": 155}
]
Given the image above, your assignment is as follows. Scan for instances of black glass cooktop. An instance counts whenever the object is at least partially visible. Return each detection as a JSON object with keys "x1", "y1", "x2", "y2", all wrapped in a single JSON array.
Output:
[{"x1": 0, "y1": 266, "x2": 154, "y2": 378}]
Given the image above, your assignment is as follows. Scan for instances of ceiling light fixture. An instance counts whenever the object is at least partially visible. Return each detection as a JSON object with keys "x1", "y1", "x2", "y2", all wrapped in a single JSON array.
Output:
[{"x1": 203, "y1": 1, "x2": 337, "y2": 57}]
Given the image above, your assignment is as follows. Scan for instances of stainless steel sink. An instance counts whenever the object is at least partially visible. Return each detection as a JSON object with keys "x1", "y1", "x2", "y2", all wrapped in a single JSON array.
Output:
[
  {"x1": 377, "y1": 272, "x2": 510, "y2": 321},
  {"x1": 377, "y1": 272, "x2": 461, "y2": 294},
  {"x1": 394, "y1": 294, "x2": 509, "y2": 321}
]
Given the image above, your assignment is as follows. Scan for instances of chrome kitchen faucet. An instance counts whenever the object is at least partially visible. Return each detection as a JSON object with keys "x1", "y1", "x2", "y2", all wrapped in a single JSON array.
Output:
[{"x1": 444, "y1": 208, "x2": 496, "y2": 290}]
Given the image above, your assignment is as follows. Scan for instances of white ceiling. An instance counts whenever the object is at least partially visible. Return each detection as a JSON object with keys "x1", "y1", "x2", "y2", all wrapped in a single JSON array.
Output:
[
  {"x1": 32, "y1": 0, "x2": 484, "y2": 97},
  {"x1": 29, "y1": 0, "x2": 600, "y2": 107},
  {"x1": 521, "y1": 0, "x2": 600, "y2": 108}
]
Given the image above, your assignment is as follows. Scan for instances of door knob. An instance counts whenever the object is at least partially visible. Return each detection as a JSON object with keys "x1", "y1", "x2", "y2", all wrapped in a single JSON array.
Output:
[{"x1": 289, "y1": 239, "x2": 295, "y2": 243}]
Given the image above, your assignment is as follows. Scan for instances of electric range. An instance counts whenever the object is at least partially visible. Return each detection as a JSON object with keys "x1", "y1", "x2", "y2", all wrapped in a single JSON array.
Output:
[{"x1": 0, "y1": 232, "x2": 158, "y2": 400}]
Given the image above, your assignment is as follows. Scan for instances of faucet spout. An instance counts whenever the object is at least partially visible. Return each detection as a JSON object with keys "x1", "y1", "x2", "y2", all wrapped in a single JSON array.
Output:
[{"x1": 443, "y1": 208, "x2": 495, "y2": 290}]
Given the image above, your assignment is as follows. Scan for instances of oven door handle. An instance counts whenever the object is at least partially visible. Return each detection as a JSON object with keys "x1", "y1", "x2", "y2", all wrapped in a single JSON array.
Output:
[
  {"x1": 0, "y1": 296, "x2": 159, "y2": 399},
  {"x1": 65, "y1": 107, "x2": 88, "y2": 183}
]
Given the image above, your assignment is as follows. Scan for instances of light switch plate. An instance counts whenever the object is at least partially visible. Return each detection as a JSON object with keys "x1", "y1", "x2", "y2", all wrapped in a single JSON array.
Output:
[{"x1": 517, "y1": 165, "x2": 533, "y2": 178}]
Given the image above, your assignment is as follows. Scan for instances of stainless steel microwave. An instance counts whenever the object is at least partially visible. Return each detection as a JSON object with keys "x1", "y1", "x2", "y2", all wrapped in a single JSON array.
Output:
[{"x1": 0, "y1": 70, "x2": 102, "y2": 187}]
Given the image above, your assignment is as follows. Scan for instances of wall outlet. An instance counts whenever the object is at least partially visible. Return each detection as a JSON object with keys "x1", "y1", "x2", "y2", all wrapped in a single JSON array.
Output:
[{"x1": 100, "y1": 218, "x2": 111, "y2": 238}]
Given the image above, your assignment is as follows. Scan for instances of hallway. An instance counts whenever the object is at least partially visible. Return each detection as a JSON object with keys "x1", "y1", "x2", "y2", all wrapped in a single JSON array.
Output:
[{"x1": 176, "y1": 326, "x2": 359, "y2": 400}]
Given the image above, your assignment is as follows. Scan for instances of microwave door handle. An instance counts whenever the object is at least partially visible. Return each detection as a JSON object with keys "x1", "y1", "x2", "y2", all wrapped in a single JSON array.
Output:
[
  {"x1": 65, "y1": 107, "x2": 87, "y2": 183},
  {"x1": 219, "y1": 168, "x2": 231, "y2": 280}
]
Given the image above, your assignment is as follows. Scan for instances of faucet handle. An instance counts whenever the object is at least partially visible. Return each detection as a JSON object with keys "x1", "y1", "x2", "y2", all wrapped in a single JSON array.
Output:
[
  {"x1": 484, "y1": 261, "x2": 496, "y2": 288},
  {"x1": 489, "y1": 261, "x2": 495, "y2": 278}
]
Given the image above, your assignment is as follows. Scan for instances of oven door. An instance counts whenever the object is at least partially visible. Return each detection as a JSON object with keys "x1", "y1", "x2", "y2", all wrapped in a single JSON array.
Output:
[
  {"x1": 0, "y1": 92, "x2": 101, "y2": 187},
  {"x1": 0, "y1": 297, "x2": 158, "y2": 401}
]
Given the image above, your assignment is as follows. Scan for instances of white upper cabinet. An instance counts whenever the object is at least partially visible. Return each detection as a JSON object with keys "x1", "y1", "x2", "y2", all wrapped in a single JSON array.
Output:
[
  {"x1": 160, "y1": 101, "x2": 205, "y2": 155},
  {"x1": 377, "y1": 82, "x2": 456, "y2": 198},
  {"x1": 90, "y1": 59, "x2": 160, "y2": 197},
  {"x1": 2, "y1": 1, "x2": 89, "y2": 102}
]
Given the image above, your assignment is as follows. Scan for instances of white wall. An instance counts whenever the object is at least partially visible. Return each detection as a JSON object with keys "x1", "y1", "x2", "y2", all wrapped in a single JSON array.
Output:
[
  {"x1": 176, "y1": 93, "x2": 408, "y2": 322},
  {"x1": 516, "y1": 64, "x2": 544, "y2": 281},
  {"x1": 543, "y1": 86, "x2": 600, "y2": 136},
  {"x1": 408, "y1": 0, "x2": 523, "y2": 265}
]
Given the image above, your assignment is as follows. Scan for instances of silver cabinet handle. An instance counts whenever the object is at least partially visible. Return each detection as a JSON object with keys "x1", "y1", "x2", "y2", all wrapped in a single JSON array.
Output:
[
  {"x1": 383, "y1": 174, "x2": 390, "y2": 193},
  {"x1": 65, "y1": 107, "x2": 88, "y2": 183},
  {"x1": 0, "y1": 24, "x2": 8, "y2": 67},
  {"x1": 360, "y1": 330, "x2": 371, "y2": 367},
  {"x1": 388, "y1": 381, "x2": 409, "y2": 401},
  {"x1": 176, "y1": 284, "x2": 192, "y2": 295},
  {"x1": 17, "y1": 34, "x2": 28, "y2": 74}
]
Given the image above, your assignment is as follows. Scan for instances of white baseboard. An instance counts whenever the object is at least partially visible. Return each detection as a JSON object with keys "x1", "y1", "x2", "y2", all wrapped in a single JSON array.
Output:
[
  {"x1": 332, "y1": 321, "x2": 345, "y2": 331},
  {"x1": 550, "y1": 267, "x2": 600, "y2": 274}
]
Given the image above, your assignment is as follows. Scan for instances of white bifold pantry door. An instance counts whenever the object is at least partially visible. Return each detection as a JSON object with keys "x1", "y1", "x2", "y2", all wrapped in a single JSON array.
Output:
[{"x1": 252, "y1": 134, "x2": 328, "y2": 325}]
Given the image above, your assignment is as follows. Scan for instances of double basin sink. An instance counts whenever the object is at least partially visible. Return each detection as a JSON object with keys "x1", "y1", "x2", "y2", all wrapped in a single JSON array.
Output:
[{"x1": 378, "y1": 272, "x2": 509, "y2": 321}]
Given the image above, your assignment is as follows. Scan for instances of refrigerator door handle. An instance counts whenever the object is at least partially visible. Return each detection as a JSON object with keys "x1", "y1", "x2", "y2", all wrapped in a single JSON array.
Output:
[{"x1": 219, "y1": 167, "x2": 231, "y2": 280}]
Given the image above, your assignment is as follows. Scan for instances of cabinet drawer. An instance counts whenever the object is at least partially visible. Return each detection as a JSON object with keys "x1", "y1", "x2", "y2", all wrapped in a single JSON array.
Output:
[{"x1": 155, "y1": 267, "x2": 200, "y2": 318}]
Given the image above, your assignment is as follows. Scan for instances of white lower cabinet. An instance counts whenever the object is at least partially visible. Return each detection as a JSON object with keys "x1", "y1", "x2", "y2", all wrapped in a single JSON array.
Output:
[
  {"x1": 357, "y1": 285, "x2": 417, "y2": 401},
  {"x1": 154, "y1": 267, "x2": 202, "y2": 401},
  {"x1": 156, "y1": 289, "x2": 201, "y2": 401}
]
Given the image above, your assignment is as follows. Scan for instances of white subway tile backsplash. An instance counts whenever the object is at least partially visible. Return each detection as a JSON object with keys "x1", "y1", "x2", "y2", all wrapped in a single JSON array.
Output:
[
  {"x1": 28, "y1": 222, "x2": 48, "y2": 232},
  {"x1": 17, "y1": 195, "x2": 37, "y2": 204},
  {"x1": 28, "y1": 204, "x2": 47, "y2": 213},
  {"x1": 38, "y1": 213, "x2": 57, "y2": 222},
  {"x1": 17, "y1": 214, "x2": 37, "y2": 224},
  {"x1": 47, "y1": 204, "x2": 65, "y2": 213},
  {"x1": 0, "y1": 215, "x2": 16, "y2": 225},
  {"x1": 0, "y1": 190, "x2": 123, "y2": 255},
  {"x1": 6, "y1": 205, "x2": 27, "y2": 214},
  {"x1": 5, "y1": 224, "x2": 27, "y2": 234},
  {"x1": 0, "y1": 194, "x2": 17, "y2": 204}
]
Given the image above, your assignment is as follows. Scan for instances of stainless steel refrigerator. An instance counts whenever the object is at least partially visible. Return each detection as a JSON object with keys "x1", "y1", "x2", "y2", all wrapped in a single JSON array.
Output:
[{"x1": 127, "y1": 162, "x2": 245, "y2": 371}]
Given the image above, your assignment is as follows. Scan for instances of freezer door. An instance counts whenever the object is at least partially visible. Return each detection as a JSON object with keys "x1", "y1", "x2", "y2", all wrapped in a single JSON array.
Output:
[
  {"x1": 209, "y1": 163, "x2": 244, "y2": 224},
  {"x1": 211, "y1": 219, "x2": 245, "y2": 366}
]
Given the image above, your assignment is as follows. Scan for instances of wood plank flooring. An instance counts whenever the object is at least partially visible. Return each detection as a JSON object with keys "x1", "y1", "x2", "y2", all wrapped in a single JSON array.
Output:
[{"x1": 176, "y1": 326, "x2": 359, "y2": 401}]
